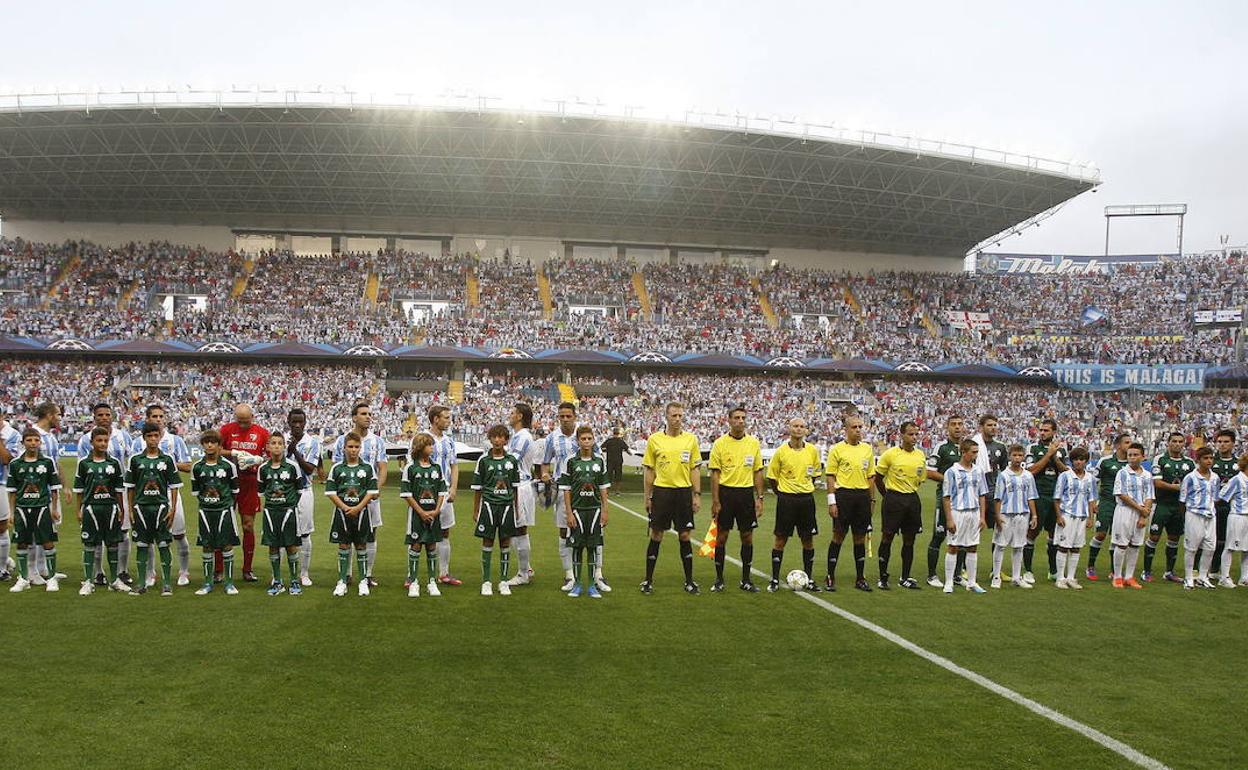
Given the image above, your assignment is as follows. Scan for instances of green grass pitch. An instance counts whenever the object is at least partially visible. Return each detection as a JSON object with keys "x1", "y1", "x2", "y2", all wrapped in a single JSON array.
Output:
[{"x1": 10, "y1": 461, "x2": 1246, "y2": 769}]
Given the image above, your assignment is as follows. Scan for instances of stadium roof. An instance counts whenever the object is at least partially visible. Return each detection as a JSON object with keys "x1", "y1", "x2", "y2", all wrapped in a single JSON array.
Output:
[{"x1": 0, "y1": 89, "x2": 1100, "y2": 258}]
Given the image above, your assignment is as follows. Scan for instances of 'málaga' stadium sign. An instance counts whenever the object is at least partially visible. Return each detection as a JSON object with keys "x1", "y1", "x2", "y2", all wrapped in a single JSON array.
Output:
[
  {"x1": 1051, "y1": 363, "x2": 1207, "y2": 392},
  {"x1": 976, "y1": 253, "x2": 1167, "y2": 276}
]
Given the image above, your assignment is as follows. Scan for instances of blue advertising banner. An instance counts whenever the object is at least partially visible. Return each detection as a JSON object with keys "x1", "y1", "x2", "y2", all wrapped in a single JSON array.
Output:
[{"x1": 1051, "y1": 363, "x2": 1207, "y2": 392}]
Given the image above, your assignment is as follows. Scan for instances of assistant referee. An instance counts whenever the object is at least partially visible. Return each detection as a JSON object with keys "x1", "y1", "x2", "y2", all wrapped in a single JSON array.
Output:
[
  {"x1": 765, "y1": 417, "x2": 822, "y2": 592},
  {"x1": 825, "y1": 414, "x2": 876, "y2": 592},
  {"x1": 641, "y1": 401, "x2": 702, "y2": 595},
  {"x1": 708, "y1": 406, "x2": 764, "y2": 593},
  {"x1": 875, "y1": 421, "x2": 927, "y2": 590}
]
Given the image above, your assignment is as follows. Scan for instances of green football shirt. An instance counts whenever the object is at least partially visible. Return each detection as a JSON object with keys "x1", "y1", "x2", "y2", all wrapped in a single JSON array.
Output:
[
  {"x1": 472, "y1": 452, "x2": 520, "y2": 506},
  {"x1": 6, "y1": 454, "x2": 61, "y2": 508},
  {"x1": 926, "y1": 440, "x2": 963, "y2": 477},
  {"x1": 1027, "y1": 440, "x2": 1068, "y2": 497},
  {"x1": 325, "y1": 461, "x2": 377, "y2": 507},
  {"x1": 1152, "y1": 453, "x2": 1195, "y2": 505},
  {"x1": 191, "y1": 458, "x2": 239, "y2": 513},
  {"x1": 73, "y1": 455, "x2": 125, "y2": 512},
  {"x1": 558, "y1": 454, "x2": 610, "y2": 512},
  {"x1": 125, "y1": 452, "x2": 182, "y2": 508},
  {"x1": 258, "y1": 459, "x2": 304, "y2": 511},
  {"x1": 400, "y1": 461, "x2": 447, "y2": 510},
  {"x1": 1096, "y1": 454, "x2": 1128, "y2": 505}
]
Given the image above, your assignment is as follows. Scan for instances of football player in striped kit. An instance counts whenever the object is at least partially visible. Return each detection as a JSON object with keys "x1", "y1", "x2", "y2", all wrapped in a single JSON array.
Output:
[
  {"x1": 286, "y1": 408, "x2": 321, "y2": 586},
  {"x1": 543, "y1": 402, "x2": 609, "y2": 592},
  {"x1": 1111, "y1": 443, "x2": 1153, "y2": 589},
  {"x1": 422, "y1": 404, "x2": 462, "y2": 586},
  {"x1": 1180, "y1": 447, "x2": 1220, "y2": 589},
  {"x1": 1052, "y1": 446, "x2": 1096, "y2": 589},
  {"x1": 331, "y1": 402, "x2": 387, "y2": 585},
  {"x1": 1215, "y1": 454, "x2": 1248, "y2": 586},
  {"x1": 504, "y1": 403, "x2": 539, "y2": 587}
]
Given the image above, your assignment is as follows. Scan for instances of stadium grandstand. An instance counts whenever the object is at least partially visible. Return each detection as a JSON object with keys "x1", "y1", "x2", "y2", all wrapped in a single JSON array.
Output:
[{"x1": 1, "y1": 90, "x2": 1245, "y2": 455}]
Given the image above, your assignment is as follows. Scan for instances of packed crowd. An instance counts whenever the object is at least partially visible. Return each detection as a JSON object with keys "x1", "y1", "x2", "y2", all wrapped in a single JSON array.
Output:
[{"x1": 1, "y1": 237, "x2": 1245, "y2": 365}]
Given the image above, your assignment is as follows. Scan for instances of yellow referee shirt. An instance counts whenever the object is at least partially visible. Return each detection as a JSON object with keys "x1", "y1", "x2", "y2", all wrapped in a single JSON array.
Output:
[
  {"x1": 825, "y1": 441, "x2": 876, "y2": 489},
  {"x1": 877, "y1": 446, "x2": 927, "y2": 494},
  {"x1": 766, "y1": 441, "x2": 822, "y2": 494},
  {"x1": 642, "y1": 430, "x2": 701, "y2": 488},
  {"x1": 708, "y1": 433, "x2": 762, "y2": 488}
]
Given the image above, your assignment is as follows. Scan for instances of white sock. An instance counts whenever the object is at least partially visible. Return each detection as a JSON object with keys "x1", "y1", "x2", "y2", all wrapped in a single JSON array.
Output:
[
  {"x1": 1011, "y1": 547, "x2": 1023, "y2": 582},
  {"x1": 437, "y1": 539, "x2": 451, "y2": 577},
  {"x1": 595, "y1": 544, "x2": 605, "y2": 580},
  {"x1": 1199, "y1": 546, "x2": 1214, "y2": 580},
  {"x1": 176, "y1": 537, "x2": 190, "y2": 572},
  {"x1": 1056, "y1": 550, "x2": 1067, "y2": 580},
  {"x1": 300, "y1": 535, "x2": 312, "y2": 576},
  {"x1": 1112, "y1": 546, "x2": 1125, "y2": 579},
  {"x1": 117, "y1": 540, "x2": 130, "y2": 573},
  {"x1": 515, "y1": 534, "x2": 531, "y2": 576},
  {"x1": 965, "y1": 551, "x2": 978, "y2": 585},
  {"x1": 33, "y1": 544, "x2": 46, "y2": 576},
  {"x1": 366, "y1": 541, "x2": 377, "y2": 577},
  {"x1": 1185, "y1": 547, "x2": 1197, "y2": 581},
  {"x1": 0, "y1": 533, "x2": 9, "y2": 569},
  {"x1": 1124, "y1": 546, "x2": 1139, "y2": 578},
  {"x1": 944, "y1": 551, "x2": 957, "y2": 589},
  {"x1": 94, "y1": 543, "x2": 106, "y2": 575},
  {"x1": 1238, "y1": 552, "x2": 1248, "y2": 583},
  {"x1": 991, "y1": 546, "x2": 1004, "y2": 579},
  {"x1": 1066, "y1": 550, "x2": 1080, "y2": 579},
  {"x1": 559, "y1": 538, "x2": 573, "y2": 578}
]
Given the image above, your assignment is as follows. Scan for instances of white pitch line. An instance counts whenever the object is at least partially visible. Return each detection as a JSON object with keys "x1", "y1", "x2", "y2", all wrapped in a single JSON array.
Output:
[{"x1": 610, "y1": 499, "x2": 1170, "y2": 770}]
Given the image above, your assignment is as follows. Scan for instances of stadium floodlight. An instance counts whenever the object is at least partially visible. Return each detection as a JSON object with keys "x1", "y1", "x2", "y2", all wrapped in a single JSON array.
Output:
[{"x1": 1103, "y1": 203, "x2": 1188, "y2": 258}]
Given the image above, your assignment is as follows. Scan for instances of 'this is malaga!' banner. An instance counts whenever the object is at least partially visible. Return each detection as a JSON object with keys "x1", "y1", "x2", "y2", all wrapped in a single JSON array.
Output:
[{"x1": 1051, "y1": 363, "x2": 1207, "y2": 392}]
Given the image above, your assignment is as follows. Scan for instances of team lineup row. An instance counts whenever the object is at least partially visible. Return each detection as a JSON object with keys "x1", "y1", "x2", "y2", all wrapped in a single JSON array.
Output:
[{"x1": 4, "y1": 399, "x2": 1248, "y2": 598}]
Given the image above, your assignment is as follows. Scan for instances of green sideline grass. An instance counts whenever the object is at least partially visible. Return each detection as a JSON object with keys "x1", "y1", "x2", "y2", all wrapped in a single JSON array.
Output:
[{"x1": 7, "y1": 462, "x2": 1244, "y2": 768}]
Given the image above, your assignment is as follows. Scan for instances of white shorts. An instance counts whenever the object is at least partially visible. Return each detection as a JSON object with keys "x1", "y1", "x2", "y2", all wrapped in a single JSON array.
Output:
[
  {"x1": 120, "y1": 490, "x2": 131, "y2": 530},
  {"x1": 1111, "y1": 505, "x2": 1147, "y2": 547},
  {"x1": 1226, "y1": 515, "x2": 1248, "y2": 551},
  {"x1": 992, "y1": 515, "x2": 1029, "y2": 548},
  {"x1": 1185, "y1": 512, "x2": 1217, "y2": 552},
  {"x1": 515, "y1": 482, "x2": 536, "y2": 527},
  {"x1": 0, "y1": 489, "x2": 9, "y2": 522},
  {"x1": 1054, "y1": 516, "x2": 1088, "y2": 549},
  {"x1": 297, "y1": 488, "x2": 315, "y2": 536},
  {"x1": 948, "y1": 509, "x2": 982, "y2": 548},
  {"x1": 439, "y1": 499, "x2": 456, "y2": 530},
  {"x1": 553, "y1": 492, "x2": 570, "y2": 529},
  {"x1": 170, "y1": 497, "x2": 187, "y2": 537},
  {"x1": 368, "y1": 498, "x2": 382, "y2": 528}
]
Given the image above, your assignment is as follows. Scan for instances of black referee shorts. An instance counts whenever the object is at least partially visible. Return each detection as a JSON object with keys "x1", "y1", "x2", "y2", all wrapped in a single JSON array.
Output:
[
  {"x1": 774, "y1": 492, "x2": 818, "y2": 539},
  {"x1": 833, "y1": 488, "x2": 872, "y2": 536},
  {"x1": 716, "y1": 486, "x2": 758, "y2": 532},
  {"x1": 881, "y1": 490, "x2": 922, "y2": 536},
  {"x1": 650, "y1": 486, "x2": 695, "y2": 532}
]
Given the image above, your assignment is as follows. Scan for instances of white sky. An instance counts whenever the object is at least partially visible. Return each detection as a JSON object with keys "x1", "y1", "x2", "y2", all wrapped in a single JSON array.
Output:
[{"x1": 3, "y1": 0, "x2": 1243, "y2": 255}]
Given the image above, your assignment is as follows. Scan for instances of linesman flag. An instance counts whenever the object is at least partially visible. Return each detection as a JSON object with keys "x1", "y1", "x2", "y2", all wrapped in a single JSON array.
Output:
[{"x1": 698, "y1": 518, "x2": 719, "y2": 558}]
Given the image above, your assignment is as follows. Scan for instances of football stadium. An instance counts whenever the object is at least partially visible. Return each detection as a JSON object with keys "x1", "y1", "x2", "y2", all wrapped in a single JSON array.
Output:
[{"x1": 1, "y1": 78, "x2": 1245, "y2": 770}]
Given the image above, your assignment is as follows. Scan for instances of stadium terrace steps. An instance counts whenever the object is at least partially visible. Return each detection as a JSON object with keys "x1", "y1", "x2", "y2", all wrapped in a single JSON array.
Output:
[
  {"x1": 466, "y1": 269, "x2": 480, "y2": 308},
  {"x1": 556, "y1": 382, "x2": 578, "y2": 404},
  {"x1": 752, "y1": 277, "x2": 779, "y2": 329},
  {"x1": 448, "y1": 379, "x2": 465, "y2": 404},
  {"x1": 364, "y1": 270, "x2": 380, "y2": 306},
  {"x1": 537, "y1": 268, "x2": 554, "y2": 320},
  {"x1": 117, "y1": 278, "x2": 141, "y2": 310},
  {"x1": 631, "y1": 271, "x2": 653, "y2": 321},
  {"x1": 843, "y1": 285, "x2": 862, "y2": 315},
  {"x1": 43, "y1": 254, "x2": 80, "y2": 307}
]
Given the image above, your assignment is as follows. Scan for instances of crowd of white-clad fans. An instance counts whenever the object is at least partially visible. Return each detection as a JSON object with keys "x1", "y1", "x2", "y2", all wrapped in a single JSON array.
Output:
[
  {"x1": 4, "y1": 360, "x2": 1242, "y2": 461},
  {"x1": 1, "y1": 237, "x2": 1244, "y2": 365}
]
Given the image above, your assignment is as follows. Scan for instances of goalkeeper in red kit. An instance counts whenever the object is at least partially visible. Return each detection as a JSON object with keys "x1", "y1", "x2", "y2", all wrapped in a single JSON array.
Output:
[{"x1": 219, "y1": 403, "x2": 270, "y2": 582}]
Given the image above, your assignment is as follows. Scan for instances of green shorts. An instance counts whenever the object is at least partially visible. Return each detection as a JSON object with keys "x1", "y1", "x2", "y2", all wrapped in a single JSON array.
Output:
[
  {"x1": 566, "y1": 507, "x2": 604, "y2": 549},
  {"x1": 1035, "y1": 495, "x2": 1057, "y2": 533},
  {"x1": 405, "y1": 508, "x2": 443, "y2": 546},
  {"x1": 1095, "y1": 498, "x2": 1116, "y2": 534},
  {"x1": 131, "y1": 505, "x2": 173, "y2": 545},
  {"x1": 1150, "y1": 501, "x2": 1184, "y2": 538},
  {"x1": 79, "y1": 506, "x2": 123, "y2": 547},
  {"x1": 474, "y1": 501, "x2": 517, "y2": 540},
  {"x1": 13, "y1": 506, "x2": 57, "y2": 546},
  {"x1": 329, "y1": 508, "x2": 373, "y2": 547},
  {"x1": 197, "y1": 507, "x2": 240, "y2": 550},
  {"x1": 262, "y1": 506, "x2": 300, "y2": 549}
]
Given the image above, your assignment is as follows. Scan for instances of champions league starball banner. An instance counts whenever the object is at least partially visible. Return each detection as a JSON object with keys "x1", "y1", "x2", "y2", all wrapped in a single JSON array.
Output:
[{"x1": 1051, "y1": 363, "x2": 1208, "y2": 392}]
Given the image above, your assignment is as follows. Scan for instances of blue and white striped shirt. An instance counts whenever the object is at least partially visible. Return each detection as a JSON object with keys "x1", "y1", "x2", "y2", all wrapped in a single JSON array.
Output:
[
  {"x1": 543, "y1": 429, "x2": 599, "y2": 477},
  {"x1": 0, "y1": 423, "x2": 20, "y2": 483},
  {"x1": 1113, "y1": 466, "x2": 1154, "y2": 510},
  {"x1": 1218, "y1": 472, "x2": 1248, "y2": 516},
  {"x1": 420, "y1": 429, "x2": 457, "y2": 480},
  {"x1": 507, "y1": 428, "x2": 538, "y2": 482},
  {"x1": 129, "y1": 431, "x2": 191, "y2": 465},
  {"x1": 994, "y1": 467, "x2": 1037, "y2": 516},
  {"x1": 1180, "y1": 470, "x2": 1219, "y2": 518},
  {"x1": 290, "y1": 433, "x2": 322, "y2": 484},
  {"x1": 1054, "y1": 469, "x2": 1095, "y2": 519},
  {"x1": 78, "y1": 427, "x2": 131, "y2": 466},
  {"x1": 943, "y1": 464, "x2": 988, "y2": 511},
  {"x1": 34, "y1": 425, "x2": 61, "y2": 464},
  {"x1": 332, "y1": 431, "x2": 386, "y2": 471}
]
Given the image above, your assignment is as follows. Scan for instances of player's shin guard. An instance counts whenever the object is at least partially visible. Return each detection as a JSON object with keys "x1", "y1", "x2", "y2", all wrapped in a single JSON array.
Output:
[
  {"x1": 679, "y1": 539, "x2": 694, "y2": 583},
  {"x1": 481, "y1": 547, "x2": 493, "y2": 583},
  {"x1": 1125, "y1": 546, "x2": 1140, "y2": 578},
  {"x1": 157, "y1": 545, "x2": 172, "y2": 588},
  {"x1": 740, "y1": 543, "x2": 753, "y2": 581},
  {"x1": 1055, "y1": 550, "x2": 1067, "y2": 580},
  {"x1": 202, "y1": 552, "x2": 214, "y2": 586},
  {"x1": 135, "y1": 544, "x2": 149, "y2": 584},
  {"x1": 771, "y1": 548, "x2": 783, "y2": 581},
  {"x1": 572, "y1": 546, "x2": 583, "y2": 585},
  {"x1": 1198, "y1": 545, "x2": 1214, "y2": 580},
  {"x1": 514, "y1": 534, "x2": 531, "y2": 577},
  {"x1": 1143, "y1": 539, "x2": 1158, "y2": 574},
  {"x1": 299, "y1": 535, "x2": 312, "y2": 578},
  {"x1": 964, "y1": 550, "x2": 979, "y2": 586},
  {"x1": 337, "y1": 549, "x2": 351, "y2": 583},
  {"x1": 94, "y1": 543, "x2": 105, "y2": 576},
  {"x1": 176, "y1": 536, "x2": 189, "y2": 574},
  {"x1": 355, "y1": 549, "x2": 368, "y2": 583},
  {"x1": 45, "y1": 547, "x2": 57, "y2": 578},
  {"x1": 1111, "y1": 545, "x2": 1125, "y2": 579},
  {"x1": 82, "y1": 546, "x2": 95, "y2": 582},
  {"x1": 407, "y1": 549, "x2": 420, "y2": 583},
  {"x1": 365, "y1": 541, "x2": 377, "y2": 577},
  {"x1": 437, "y1": 539, "x2": 451, "y2": 577},
  {"x1": 1184, "y1": 547, "x2": 1197, "y2": 581},
  {"x1": 714, "y1": 543, "x2": 726, "y2": 581},
  {"x1": 587, "y1": 547, "x2": 597, "y2": 589},
  {"x1": 1088, "y1": 535, "x2": 1104, "y2": 567},
  {"x1": 877, "y1": 539, "x2": 892, "y2": 580},
  {"x1": 223, "y1": 550, "x2": 235, "y2": 585},
  {"x1": 116, "y1": 540, "x2": 130, "y2": 575},
  {"x1": 426, "y1": 550, "x2": 439, "y2": 581},
  {"x1": 32, "y1": 544, "x2": 45, "y2": 577},
  {"x1": 1165, "y1": 540, "x2": 1179, "y2": 574},
  {"x1": 15, "y1": 547, "x2": 28, "y2": 579},
  {"x1": 243, "y1": 530, "x2": 256, "y2": 573},
  {"x1": 944, "y1": 551, "x2": 957, "y2": 589},
  {"x1": 500, "y1": 548, "x2": 511, "y2": 582},
  {"x1": 645, "y1": 539, "x2": 660, "y2": 582},
  {"x1": 559, "y1": 539, "x2": 573, "y2": 578},
  {"x1": 991, "y1": 545, "x2": 1004, "y2": 581},
  {"x1": 287, "y1": 550, "x2": 299, "y2": 583},
  {"x1": 1066, "y1": 549, "x2": 1081, "y2": 580},
  {"x1": 106, "y1": 545, "x2": 119, "y2": 581},
  {"x1": 269, "y1": 550, "x2": 281, "y2": 582}
]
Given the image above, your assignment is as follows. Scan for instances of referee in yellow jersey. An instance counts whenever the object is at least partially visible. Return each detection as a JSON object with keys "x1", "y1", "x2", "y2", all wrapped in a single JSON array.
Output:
[
  {"x1": 641, "y1": 402, "x2": 702, "y2": 594},
  {"x1": 708, "y1": 406, "x2": 764, "y2": 593},
  {"x1": 765, "y1": 417, "x2": 822, "y2": 592},
  {"x1": 874, "y1": 422, "x2": 927, "y2": 590},
  {"x1": 825, "y1": 414, "x2": 876, "y2": 592}
]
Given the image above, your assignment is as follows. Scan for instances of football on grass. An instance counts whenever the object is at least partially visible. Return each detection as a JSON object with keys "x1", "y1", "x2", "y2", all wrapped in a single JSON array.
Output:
[{"x1": 786, "y1": 570, "x2": 809, "y2": 590}]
